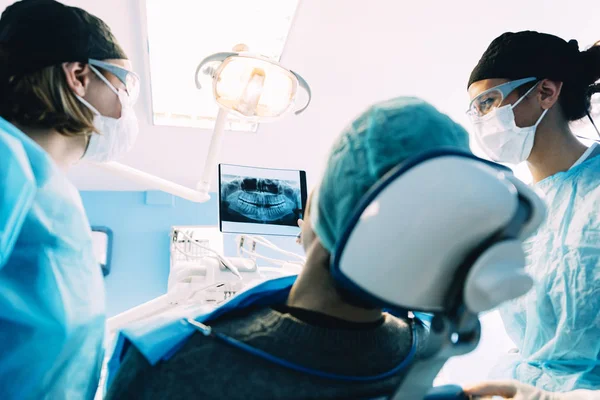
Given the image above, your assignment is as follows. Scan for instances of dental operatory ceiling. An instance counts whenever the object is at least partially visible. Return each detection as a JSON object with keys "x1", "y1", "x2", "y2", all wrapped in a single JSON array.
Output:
[{"x1": 2, "y1": 0, "x2": 597, "y2": 190}]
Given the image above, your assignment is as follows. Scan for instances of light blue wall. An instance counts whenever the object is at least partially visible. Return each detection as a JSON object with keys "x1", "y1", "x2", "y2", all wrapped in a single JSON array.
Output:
[{"x1": 81, "y1": 191, "x2": 301, "y2": 317}]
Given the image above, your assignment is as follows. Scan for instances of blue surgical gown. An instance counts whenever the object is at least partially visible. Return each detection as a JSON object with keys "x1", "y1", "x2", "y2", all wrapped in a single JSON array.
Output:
[
  {"x1": 496, "y1": 154, "x2": 600, "y2": 391},
  {"x1": 0, "y1": 117, "x2": 106, "y2": 399}
]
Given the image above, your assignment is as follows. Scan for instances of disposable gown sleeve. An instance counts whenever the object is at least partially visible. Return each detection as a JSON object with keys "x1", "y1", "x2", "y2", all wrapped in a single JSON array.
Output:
[
  {"x1": 0, "y1": 129, "x2": 36, "y2": 269},
  {"x1": 534, "y1": 198, "x2": 600, "y2": 363}
]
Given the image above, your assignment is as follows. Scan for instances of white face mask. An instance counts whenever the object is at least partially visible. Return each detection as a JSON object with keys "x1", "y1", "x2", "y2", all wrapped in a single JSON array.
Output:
[
  {"x1": 470, "y1": 84, "x2": 548, "y2": 164},
  {"x1": 76, "y1": 66, "x2": 139, "y2": 162}
]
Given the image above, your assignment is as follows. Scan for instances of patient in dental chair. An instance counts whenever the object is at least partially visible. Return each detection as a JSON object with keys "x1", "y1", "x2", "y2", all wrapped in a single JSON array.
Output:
[{"x1": 106, "y1": 97, "x2": 471, "y2": 400}]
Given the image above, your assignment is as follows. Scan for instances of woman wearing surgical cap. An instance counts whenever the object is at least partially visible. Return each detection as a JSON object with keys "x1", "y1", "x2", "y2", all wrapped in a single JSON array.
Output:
[
  {"x1": 0, "y1": 0, "x2": 140, "y2": 398},
  {"x1": 466, "y1": 31, "x2": 600, "y2": 392}
]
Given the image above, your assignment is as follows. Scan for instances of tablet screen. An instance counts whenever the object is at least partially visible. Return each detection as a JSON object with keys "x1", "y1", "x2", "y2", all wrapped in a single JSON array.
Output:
[{"x1": 219, "y1": 164, "x2": 307, "y2": 236}]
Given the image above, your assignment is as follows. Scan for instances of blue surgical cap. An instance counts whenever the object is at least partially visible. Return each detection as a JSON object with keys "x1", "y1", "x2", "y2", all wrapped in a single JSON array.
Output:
[{"x1": 312, "y1": 97, "x2": 471, "y2": 253}]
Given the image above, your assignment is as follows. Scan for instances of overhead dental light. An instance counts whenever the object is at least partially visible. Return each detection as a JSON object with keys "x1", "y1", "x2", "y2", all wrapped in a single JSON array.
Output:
[
  {"x1": 193, "y1": 50, "x2": 311, "y2": 196},
  {"x1": 195, "y1": 51, "x2": 311, "y2": 120},
  {"x1": 95, "y1": 47, "x2": 311, "y2": 202}
]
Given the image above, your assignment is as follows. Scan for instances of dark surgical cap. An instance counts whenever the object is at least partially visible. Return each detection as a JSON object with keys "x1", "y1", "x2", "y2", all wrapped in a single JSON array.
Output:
[
  {"x1": 468, "y1": 31, "x2": 584, "y2": 89},
  {"x1": 0, "y1": 0, "x2": 127, "y2": 78}
]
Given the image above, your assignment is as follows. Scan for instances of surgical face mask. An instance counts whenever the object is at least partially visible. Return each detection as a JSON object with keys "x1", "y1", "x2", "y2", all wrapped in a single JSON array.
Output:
[
  {"x1": 470, "y1": 84, "x2": 548, "y2": 164},
  {"x1": 76, "y1": 66, "x2": 139, "y2": 162}
]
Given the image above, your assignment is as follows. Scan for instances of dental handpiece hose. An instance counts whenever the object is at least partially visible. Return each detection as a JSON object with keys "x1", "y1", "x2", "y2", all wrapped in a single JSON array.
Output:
[{"x1": 197, "y1": 108, "x2": 229, "y2": 194}]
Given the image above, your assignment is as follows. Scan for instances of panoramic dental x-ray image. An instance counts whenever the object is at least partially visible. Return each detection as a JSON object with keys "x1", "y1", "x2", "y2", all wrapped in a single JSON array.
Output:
[{"x1": 220, "y1": 175, "x2": 303, "y2": 226}]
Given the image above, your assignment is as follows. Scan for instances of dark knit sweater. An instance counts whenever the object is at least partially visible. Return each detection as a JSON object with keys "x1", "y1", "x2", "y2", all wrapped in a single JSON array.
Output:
[{"x1": 106, "y1": 305, "x2": 427, "y2": 400}]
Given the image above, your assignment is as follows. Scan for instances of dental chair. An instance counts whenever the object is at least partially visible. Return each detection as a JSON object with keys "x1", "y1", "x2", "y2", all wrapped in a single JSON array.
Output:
[
  {"x1": 104, "y1": 149, "x2": 546, "y2": 400},
  {"x1": 329, "y1": 148, "x2": 546, "y2": 399}
]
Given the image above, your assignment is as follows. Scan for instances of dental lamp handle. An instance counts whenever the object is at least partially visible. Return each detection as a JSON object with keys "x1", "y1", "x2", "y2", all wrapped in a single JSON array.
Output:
[
  {"x1": 94, "y1": 161, "x2": 210, "y2": 203},
  {"x1": 197, "y1": 108, "x2": 229, "y2": 194}
]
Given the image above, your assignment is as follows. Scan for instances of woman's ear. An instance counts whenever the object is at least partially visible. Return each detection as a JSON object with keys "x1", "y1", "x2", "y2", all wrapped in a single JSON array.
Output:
[
  {"x1": 62, "y1": 62, "x2": 92, "y2": 97},
  {"x1": 537, "y1": 79, "x2": 563, "y2": 110}
]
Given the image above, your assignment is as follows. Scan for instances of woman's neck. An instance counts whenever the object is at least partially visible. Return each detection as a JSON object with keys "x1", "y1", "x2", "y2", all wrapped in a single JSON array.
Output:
[
  {"x1": 526, "y1": 121, "x2": 587, "y2": 184},
  {"x1": 14, "y1": 123, "x2": 87, "y2": 170}
]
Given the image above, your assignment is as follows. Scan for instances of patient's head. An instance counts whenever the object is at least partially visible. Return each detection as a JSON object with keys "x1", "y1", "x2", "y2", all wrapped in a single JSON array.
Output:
[
  {"x1": 310, "y1": 97, "x2": 470, "y2": 254},
  {"x1": 290, "y1": 97, "x2": 471, "y2": 317}
]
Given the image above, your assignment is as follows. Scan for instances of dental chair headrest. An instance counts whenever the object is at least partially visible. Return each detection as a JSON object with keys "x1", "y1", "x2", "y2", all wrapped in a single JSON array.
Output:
[{"x1": 330, "y1": 149, "x2": 546, "y2": 314}]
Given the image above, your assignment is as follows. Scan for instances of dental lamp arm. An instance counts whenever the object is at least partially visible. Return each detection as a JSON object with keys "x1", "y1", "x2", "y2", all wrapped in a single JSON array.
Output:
[
  {"x1": 91, "y1": 108, "x2": 229, "y2": 202},
  {"x1": 93, "y1": 161, "x2": 210, "y2": 203},
  {"x1": 196, "y1": 108, "x2": 229, "y2": 194}
]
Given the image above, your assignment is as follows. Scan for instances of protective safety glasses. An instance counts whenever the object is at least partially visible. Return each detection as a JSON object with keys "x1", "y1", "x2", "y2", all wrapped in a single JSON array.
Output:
[
  {"x1": 89, "y1": 59, "x2": 140, "y2": 105},
  {"x1": 195, "y1": 52, "x2": 311, "y2": 121},
  {"x1": 467, "y1": 77, "x2": 538, "y2": 118}
]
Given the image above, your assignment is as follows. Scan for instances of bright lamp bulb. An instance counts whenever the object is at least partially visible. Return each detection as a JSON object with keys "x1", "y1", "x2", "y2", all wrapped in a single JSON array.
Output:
[
  {"x1": 214, "y1": 56, "x2": 297, "y2": 119},
  {"x1": 234, "y1": 69, "x2": 266, "y2": 116}
]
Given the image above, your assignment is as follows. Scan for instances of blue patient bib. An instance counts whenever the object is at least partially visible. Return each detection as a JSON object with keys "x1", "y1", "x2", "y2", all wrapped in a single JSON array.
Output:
[{"x1": 107, "y1": 276, "x2": 298, "y2": 386}]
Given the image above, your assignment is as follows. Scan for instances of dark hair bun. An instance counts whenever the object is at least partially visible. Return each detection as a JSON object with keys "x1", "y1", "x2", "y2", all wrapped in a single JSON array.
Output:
[{"x1": 582, "y1": 42, "x2": 600, "y2": 88}]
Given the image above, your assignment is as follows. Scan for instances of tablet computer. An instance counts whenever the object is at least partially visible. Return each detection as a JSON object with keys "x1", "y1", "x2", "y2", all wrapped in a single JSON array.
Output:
[{"x1": 219, "y1": 164, "x2": 307, "y2": 236}]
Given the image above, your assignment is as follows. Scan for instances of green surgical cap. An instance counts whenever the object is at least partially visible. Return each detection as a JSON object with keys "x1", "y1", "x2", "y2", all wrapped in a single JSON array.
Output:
[{"x1": 312, "y1": 97, "x2": 470, "y2": 253}]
